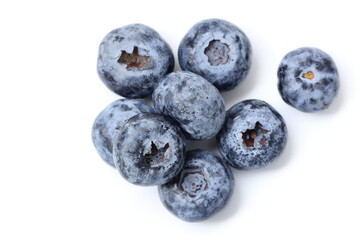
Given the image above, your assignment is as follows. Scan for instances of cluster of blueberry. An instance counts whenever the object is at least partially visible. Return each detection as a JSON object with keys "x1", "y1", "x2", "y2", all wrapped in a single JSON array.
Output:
[{"x1": 92, "y1": 19, "x2": 339, "y2": 222}]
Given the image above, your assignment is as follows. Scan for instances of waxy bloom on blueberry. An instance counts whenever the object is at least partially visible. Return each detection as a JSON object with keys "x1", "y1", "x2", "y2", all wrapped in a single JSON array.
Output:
[
  {"x1": 217, "y1": 99, "x2": 287, "y2": 169},
  {"x1": 113, "y1": 113, "x2": 186, "y2": 186},
  {"x1": 152, "y1": 71, "x2": 226, "y2": 140},
  {"x1": 158, "y1": 149, "x2": 234, "y2": 222},
  {"x1": 178, "y1": 18, "x2": 252, "y2": 91},
  {"x1": 91, "y1": 99, "x2": 154, "y2": 167},
  {"x1": 277, "y1": 47, "x2": 339, "y2": 112},
  {"x1": 97, "y1": 24, "x2": 174, "y2": 98}
]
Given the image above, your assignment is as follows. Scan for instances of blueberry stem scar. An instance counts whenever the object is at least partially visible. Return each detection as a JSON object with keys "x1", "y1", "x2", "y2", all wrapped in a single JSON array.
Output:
[
  {"x1": 118, "y1": 46, "x2": 150, "y2": 69},
  {"x1": 303, "y1": 71, "x2": 315, "y2": 80},
  {"x1": 204, "y1": 40, "x2": 230, "y2": 66},
  {"x1": 179, "y1": 169, "x2": 209, "y2": 198}
]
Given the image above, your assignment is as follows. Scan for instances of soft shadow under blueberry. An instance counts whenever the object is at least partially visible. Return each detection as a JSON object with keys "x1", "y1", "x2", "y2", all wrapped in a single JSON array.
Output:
[
  {"x1": 197, "y1": 123, "x2": 293, "y2": 224},
  {"x1": 204, "y1": 169, "x2": 244, "y2": 223},
  {"x1": 204, "y1": 138, "x2": 293, "y2": 224}
]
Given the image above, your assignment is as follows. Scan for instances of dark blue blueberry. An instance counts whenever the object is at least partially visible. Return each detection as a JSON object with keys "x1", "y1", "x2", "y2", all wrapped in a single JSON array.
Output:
[
  {"x1": 91, "y1": 99, "x2": 154, "y2": 167},
  {"x1": 97, "y1": 24, "x2": 174, "y2": 98},
  {"x1": 217, "y1": 99, "x2": 287, "y2": 169},
  {"x1": 277, "y1": 47, "x2": 339, "y2": 112},
  {"x1": 152, "y1": 71, "x2": 226, "y2": 140},
  {"x1": 113, "y1": 113, "x2": 186, "y2": 186},
  {"x1": 178, "y1": 18, "x2": 252, "y2": 91},
  {"x1": 158, "y1": 149, "x2": 234, "y2": 222}
]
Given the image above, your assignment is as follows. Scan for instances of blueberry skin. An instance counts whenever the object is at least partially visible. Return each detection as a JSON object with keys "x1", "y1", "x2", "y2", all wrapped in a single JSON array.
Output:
[
  {"x1": 91, "y1": 99, "x2": 154, "y2": 167},
  {"x1": 277, "y1": 47, "x2": 339, "y2": 112},
  {"x1": 113, "y1": 113, "x2": 186, "y2": 186},
  {"x1": 152, "y1": 71, "x2": 226, "y2": 140},
  {"x1": 217, "y1": 99, "x2": 287, "y2": 169},
  {"x1": 178, "y1": 18, "x2": 252, "y2": 91},
  {"x1": 97, "y1": 24, "x2": 174, "y2": 98},
  {"x1": 158, "y1": 149, "x2": 234, "y2": 222}
]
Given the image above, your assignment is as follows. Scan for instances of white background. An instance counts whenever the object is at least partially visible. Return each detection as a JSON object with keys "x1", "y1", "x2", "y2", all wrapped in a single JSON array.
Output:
[{"x1": 1, "y1": 0, "x2": 359, "y2": 239}]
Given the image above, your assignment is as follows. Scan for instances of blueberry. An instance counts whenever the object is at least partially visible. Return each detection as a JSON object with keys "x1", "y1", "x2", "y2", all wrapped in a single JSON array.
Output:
[
  {"x1": 217, "y1": 99, "x2": 287, "y2": 169},
  {"x1": 91, "y1": 99, "x2": 154, "y2": 167},
  {"x1": 277, "y1": 47, "x2": 339, "y2": 112},
  {"x1": 152, "y1": 71, "x2": 226, "y2": 140},
  {"x1": 113, "y1": 113, "x2": 186, "y2": 186},
  {"x1": 178, "y1": 18, "x2": 252, "y2": 91},
  {"x1": 158, "y1": 149, "x2": 234, "y2": 222},
  {"x1": 97, "y1": 24, "x2": 174, "y2": 98}
]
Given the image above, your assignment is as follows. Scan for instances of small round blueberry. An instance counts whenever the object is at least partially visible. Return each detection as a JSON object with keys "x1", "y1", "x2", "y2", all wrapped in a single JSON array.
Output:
[
  {"x1": 178, "y1": 18, "x2": 252, "y2": 91},
  {"x1": 91, "y1": 99, "x2": 154, "y2": 167},
  {"x1": 217, "y1": 99, "x2": 287, "y2": 169},
  {"x1": 158, "y1": 149, "x2": 234, "y2": 222},
  {"x1": 277, "y1": 47, "x2": 339, "y2": 112},
  {"x1": 152, "y1": 71, "x2": 226, "y2": 140},
  {"x1": 97, "y1": 24, "x2": 174, "y2": 98},
  {"x1": 113, "y1": 113, "x2": 186, "y2": 186}
]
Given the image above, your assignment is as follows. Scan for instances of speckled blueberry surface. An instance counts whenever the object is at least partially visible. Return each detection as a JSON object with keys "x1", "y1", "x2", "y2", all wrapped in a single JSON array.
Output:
[
  {"x1": 97, "y1": 24, "x2": 174, "y2": 98},
  {"x1": 113, "y1": 113, "x2": 186, "y2": 186},
  {"x1": 178, "y1": 18, "x2": 252, "y2": 91},
  {"x1": 91, "y1": 99, "x2": 154, "y2": 167},
  {"x1": 158, "y1": 149, "x2": 234, "y2": 222},
  {"x1": 277, "y1": 47, "x2": 339, "y2": 112},
  {"x1": 152, "y1": 71, "x2": 226, "y2": 140},
  {"x1": 217, "y1": 99, "x2": 287, "y2": 169}
]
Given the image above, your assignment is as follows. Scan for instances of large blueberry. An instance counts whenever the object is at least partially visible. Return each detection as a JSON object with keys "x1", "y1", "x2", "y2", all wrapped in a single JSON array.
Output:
[
  {"x1": 113, "y1": 113, "x2": 186, "y2": 186},
  {"x1": 152, "y1": 71, "x2": 226, "y2": 140},
  {"x1": 217, "y1": 99, "x2": 287, "y2": 169},
  {"x1": 91, "y1": 99, "x2": 154, "y2": 167},
  {"x1": 277, "y1": 47, "x2": 339, "y2": 112},
  {"x1": 97, "y1": 24, "x2": 174, "y2": 98},
  {"x1": 158, "y1": 149, "x2": 234, "y2": 222},
  {"x1": 178, "y1": 18, "x2": 252, "y2": 91}
]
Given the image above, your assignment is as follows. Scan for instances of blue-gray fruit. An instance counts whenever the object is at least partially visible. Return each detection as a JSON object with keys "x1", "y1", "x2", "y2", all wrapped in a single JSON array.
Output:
[
  {"x1": 152, "y1": 71, "x2": 226, "y2": 140},
  {"x1": 217, "y1": 99, "x2": 287, "y2": 169},
  {"x1": 158, "y1": 149, "x2": 234, "y2": 222},
  {"x1": 178, "y1": 18, "x2": 252, "y2": 91},
  {"x1": 277, "y1": 47, "x2": 339, "y2": 112},
  {"x1": 97, "y1": 24, "x2": 174, "y2": 98},
  {"x1": 91, "y1": 99, "x2": 154, "y2": 167},
  {"x1": 113, "y1": 113, "x2": 186, "y2": 186}
]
